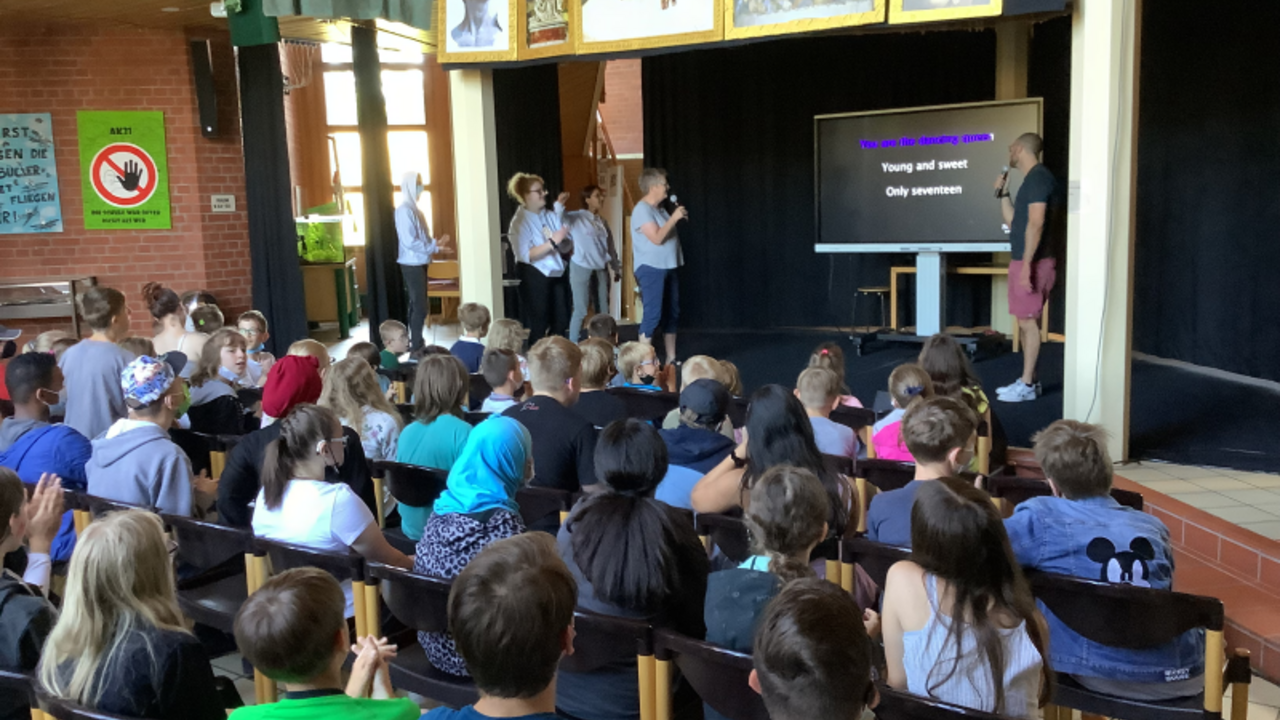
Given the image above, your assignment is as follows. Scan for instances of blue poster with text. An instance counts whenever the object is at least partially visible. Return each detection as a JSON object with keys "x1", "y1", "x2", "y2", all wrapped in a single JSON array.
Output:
[{"x1": 0, "y1": 113, "x2": 63, "y2": 234}]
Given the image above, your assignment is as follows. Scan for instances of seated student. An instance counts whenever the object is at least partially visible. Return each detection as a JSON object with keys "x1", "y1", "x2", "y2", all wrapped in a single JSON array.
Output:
[
  {"x1": 918, "y1": 333, "x2": 996, "y2": 469},
  {"x1": 808, "y1": 343, "x2": 863, "y2": 408},
  {"x1": 181, "y1": 289, "x2": 218, "y2": 331},
  {"x1": 252, "y1": 404, "x2": 412, "y2": 614},
  {"x1": 39, "y1": 510, "x2": 226, "y2": 720},
  {"x1": 50, "y1": 336, "x2": 77, "y2": 363},
  {"x1": 117, "y1": 336, "x2": 156, "y2": 358},
  {"x1": 705, "y1": 465, "x2": 831, "y2": 651},
  {"x1": 691, "y1": 385, "x2": 853, "y2": 541},
  {"x1": 478, "y1": 348, "x2": 521, "y2": 415},
  {"x1": 872, "y1": 364, "x2": 934, "y2": 462},
  {"x1": 571, "y1": 338, "x2": 627, "y2": 428},
  {"x1": 187, "y1": 328, "x2": 250, "y2": 436},
  {"x1": 86, "y1": 355, "x2": 208, "y2": 517},
  {"x1": 451, "y1": 302, "x2": 491, "y2": 373},
  {"x1": 488, "y1": 318, "x2": 531, "y2": 383},
  {"x1": 0, "y1": 471, "x2": 61, "y2": 720},
  {"x1": 502, "y1": 337, "x2": 597, "y2": 496},
  {"x1": 287, "y1": 339, "x2": 332, "y2": 379},
  {"x1": 347, "y1": 341, "x2": 392, "y2": 396},
  {"x1": 751, "y1": 578, "x2": 878, "y2": 720},
  {"x1": 616, "y1": 341, "x2": 662, "y2": 391},
  {"x1": 146, "y1": 283, "x2": 208, "y2": 375},
  {"x1": 1006, "y1": 420, "x2": 1203, "y2": 700},
  {"x1": 655, "y1": 379, "x2": 735, "y2": 510},
  {"x1": 881, "y1": 477, "x2": 1049, "y2": 719},
  {"x1": 230, "y1": 568, "x2": 420, "y2": 720},
  {"x1": 217, "y1": 355, "x2": 377, "y2": 528},
  {"x1": 0, "y1": 353, "x2": 91, "y2": 562},
  {"x1": 865, "y1": 396, "x2": 977, "y2": 548},
  {"x1": 415, "y1": 417, "x2": 531, "y2": 677},
  {"x1": 796, "y1": 367, "x2": 858, "y2": 459},
  {"x1": 661, "y1": 355, "x2": 732, "y2": 437},
  {"x1": 378, "y1": 320, "x2": 410, "y2": 370},
  {"x1": 396, "y1": 354, "x2": 473, "y2": 540},
  {"x1": 587, "y1": 312, "x2": 619, "y2": 344},
  {"x1": 719, "y1": 359, "x2": 743, "y2": 398},
  {"x1": 236, "y1": 310, "x2": 276, "y2": 384},
  {"x1": 422, "y1": 533, "x2": 576, "y2": 720},
  {"x1": 59, "y1": 286, "x2": 135, "y2": 440},
  {"x1": 23, "y1": 330, "x2": 69, "y2": 355},
  {"x1": 191, "y1": 305, "x2": 224, "y2": 334},
  {"x1": 320, "y1": 358, "x2": 402, "y2": 466},
  {"x1": 557, "y1": 419, "x2": 709, "y2": 720}
]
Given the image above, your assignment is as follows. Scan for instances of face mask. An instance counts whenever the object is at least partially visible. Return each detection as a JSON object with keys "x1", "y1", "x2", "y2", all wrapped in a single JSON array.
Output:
[
  {"x1": 174, "y1": 385, "x2": 192, "y2": 419},
  {"x1": 247, "y1": 342, "x2": 265, "y2": 353},
  {"x1": 219, "y1": 366, "x2": 242, "y2": 383},
  {"x1": 184, "y1": 315, "x2": 196, "y2": 333},
  {"x1": 638, "y1": 374, "x2": 656, "y2": 387}
]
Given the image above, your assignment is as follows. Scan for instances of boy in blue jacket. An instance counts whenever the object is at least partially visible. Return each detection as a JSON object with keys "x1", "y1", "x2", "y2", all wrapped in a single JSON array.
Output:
[
  {"x1": 1005, "y1": 419, "x2": 1204, "y2": 700},
  {"x1": 0, "y1": 352, "x2": 91, "y2": 561}
]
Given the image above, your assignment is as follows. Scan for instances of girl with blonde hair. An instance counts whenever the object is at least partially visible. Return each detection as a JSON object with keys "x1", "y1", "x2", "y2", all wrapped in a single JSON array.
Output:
[
  {"x1": 39, "y1": 510, "x2": 225, "y2": 719},
  {"x1": 320, "y1": 357, "x2": 402, "y2": 464}
]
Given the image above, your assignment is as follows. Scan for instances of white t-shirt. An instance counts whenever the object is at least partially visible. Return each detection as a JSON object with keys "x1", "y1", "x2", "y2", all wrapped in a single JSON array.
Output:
[{"x1": 251, "y1": 479, "x2": 374, "y2": 614}]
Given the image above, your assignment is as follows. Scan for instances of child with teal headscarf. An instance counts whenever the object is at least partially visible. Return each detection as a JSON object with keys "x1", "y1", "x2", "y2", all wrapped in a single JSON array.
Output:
[{"x1": 413, "y1": 416, "x2": 532, "y2": 677}]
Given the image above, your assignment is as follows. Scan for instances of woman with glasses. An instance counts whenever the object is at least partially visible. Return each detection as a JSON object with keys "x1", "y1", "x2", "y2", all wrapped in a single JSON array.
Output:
[
  {"x1": 508, "y1": 172, "x2": 574, "y2": 342},
  {"x1": 251, "y1": 403, "x2": 412, "y2": 616}
]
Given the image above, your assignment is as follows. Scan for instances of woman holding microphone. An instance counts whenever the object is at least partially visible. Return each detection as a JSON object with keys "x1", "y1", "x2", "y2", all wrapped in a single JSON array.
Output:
[
  {"x1": 631, "y1": 168, "x2": 686, "y2": 365},
  {"x1": 509, "y1": 173, "x2": 574, "y2": 340}
]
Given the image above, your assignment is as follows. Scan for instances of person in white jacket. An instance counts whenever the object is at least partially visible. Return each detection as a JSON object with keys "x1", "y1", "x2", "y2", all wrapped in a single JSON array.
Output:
[{"x1": 396, "y1": 171, "x2": 451, "y2": 352}]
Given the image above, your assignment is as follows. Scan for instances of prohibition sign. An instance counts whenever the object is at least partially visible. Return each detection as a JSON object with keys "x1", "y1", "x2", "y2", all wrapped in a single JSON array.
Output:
[{"x1": 90, "y1": 143, "x2": 158, "y2": 208}]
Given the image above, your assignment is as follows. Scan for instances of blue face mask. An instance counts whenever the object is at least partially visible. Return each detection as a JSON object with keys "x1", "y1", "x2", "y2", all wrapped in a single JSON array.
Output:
[{"x1": 247, "y1": 342, "x2": 265, "y2": 353}]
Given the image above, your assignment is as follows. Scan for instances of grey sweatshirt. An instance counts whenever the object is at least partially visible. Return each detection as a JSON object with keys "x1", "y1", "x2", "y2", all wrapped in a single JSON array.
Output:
[
  {"x1": 59, "y1": 340, "x2": 135, "y2": 440},
  {"x1": 86, "y1": 420, "x2": 193, "y2": 516}
]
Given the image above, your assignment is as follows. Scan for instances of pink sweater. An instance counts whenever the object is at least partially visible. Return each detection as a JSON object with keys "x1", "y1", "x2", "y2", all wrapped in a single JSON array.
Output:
[{"x1": 872, "y1": 419, "x2": 914, "y2": 462}]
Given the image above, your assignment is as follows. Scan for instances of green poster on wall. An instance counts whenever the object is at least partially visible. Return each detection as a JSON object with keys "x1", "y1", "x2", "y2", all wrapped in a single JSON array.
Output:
[{"x1": 77, "y1": 110, "x2": 171, "y2": 229}]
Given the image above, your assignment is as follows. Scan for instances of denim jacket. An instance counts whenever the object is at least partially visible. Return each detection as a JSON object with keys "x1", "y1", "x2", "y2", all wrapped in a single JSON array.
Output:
[{"x1": 1004, "y1": 495, "x2": 1204, "y2": 684}]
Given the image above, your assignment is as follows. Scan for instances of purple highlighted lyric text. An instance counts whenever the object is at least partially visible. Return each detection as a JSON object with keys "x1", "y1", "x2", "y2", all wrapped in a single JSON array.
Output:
[{"x1": 860, "y1": 132, "x2": 995, "y2": 150}]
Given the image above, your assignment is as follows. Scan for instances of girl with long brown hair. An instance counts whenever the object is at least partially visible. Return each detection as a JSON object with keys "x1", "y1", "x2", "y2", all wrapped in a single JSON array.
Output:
[{"x1": 881, "y1": 476, "x2": 1051, "y2": 718}]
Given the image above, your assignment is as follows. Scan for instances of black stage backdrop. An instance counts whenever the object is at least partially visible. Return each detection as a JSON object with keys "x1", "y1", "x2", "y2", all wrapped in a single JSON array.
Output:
[
  {"x1": 494, "y1": 65, "x2": 565, "y2": 233},
  {"x1": 1133, "y1": 0, "x2": 1280, "y2": 382},
  {"x1": 644, "y1": 31, "x2": 1004, "y2": 331}
]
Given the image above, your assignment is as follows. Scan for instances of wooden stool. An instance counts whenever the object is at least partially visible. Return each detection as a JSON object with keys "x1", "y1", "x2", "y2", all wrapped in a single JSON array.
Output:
[{"x1": 854, "y1": 286, "x2": 890, "y2": 331}]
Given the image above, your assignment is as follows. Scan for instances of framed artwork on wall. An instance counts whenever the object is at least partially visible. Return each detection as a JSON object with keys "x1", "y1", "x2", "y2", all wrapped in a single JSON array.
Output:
[
  {"x1": 889, "y1": 0, "x2": 1002, "y2": 24},
  {"x1": 438, "y1": 0, "x2": 520, "y2": 63},
  {"x1": 572, "y1": 0, "x2": 723, "y2": 54},
  {"x1": 519, "y1": 0, "x2": 574, "y2": 59},
  {"x1": 725, "y1": 0, "x2": 883, "y2": 41}
]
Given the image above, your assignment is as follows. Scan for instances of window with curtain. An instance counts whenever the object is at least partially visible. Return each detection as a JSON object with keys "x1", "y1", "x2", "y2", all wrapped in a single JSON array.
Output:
[{"x1": 322, "y1": 44, "x2": 431, "y2": 246}]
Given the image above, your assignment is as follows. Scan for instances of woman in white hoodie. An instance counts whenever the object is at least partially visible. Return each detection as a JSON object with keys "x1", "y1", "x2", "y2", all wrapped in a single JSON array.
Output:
[{"x1": 395, "y1": 171, "x2": 451, "y2": 352}]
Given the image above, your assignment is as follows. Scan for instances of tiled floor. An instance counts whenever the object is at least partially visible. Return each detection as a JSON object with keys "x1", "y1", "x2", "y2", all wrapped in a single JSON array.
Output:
[{"x1": 1119, "y1": 461, "x2": 1280, "y2": 540}]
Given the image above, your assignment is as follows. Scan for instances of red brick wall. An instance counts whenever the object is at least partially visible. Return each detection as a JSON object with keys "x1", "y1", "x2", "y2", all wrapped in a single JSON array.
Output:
[
  {"x1": 599, "y1": 59, "x2": 643, "y2": 157},
  {"x1": 0, "y1": 23, "x2": 251, "y2": 340}
]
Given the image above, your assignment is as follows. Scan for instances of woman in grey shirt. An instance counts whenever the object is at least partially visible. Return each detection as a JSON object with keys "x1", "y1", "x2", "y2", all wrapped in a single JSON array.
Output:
[
  {"x1": 564, "y1": 184, "x2": 621, "y2": 341},
  {"x1": 630, "y1": 168, "x2": 686, "y2": 364}
]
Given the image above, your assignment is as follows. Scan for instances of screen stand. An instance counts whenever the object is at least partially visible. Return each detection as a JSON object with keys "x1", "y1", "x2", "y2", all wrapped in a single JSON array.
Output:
[{"x1": 916, "y1": 251, "x2": 944, "y2": 337}]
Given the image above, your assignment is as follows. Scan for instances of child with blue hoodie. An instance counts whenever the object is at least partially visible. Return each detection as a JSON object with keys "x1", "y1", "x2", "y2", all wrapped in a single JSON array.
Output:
[
  {"x1": 0, "y1": 352, "x2": 91, "y2": 562},
  {"x1": 86, "y1": 354, "x2": 209, "y2": 517}
]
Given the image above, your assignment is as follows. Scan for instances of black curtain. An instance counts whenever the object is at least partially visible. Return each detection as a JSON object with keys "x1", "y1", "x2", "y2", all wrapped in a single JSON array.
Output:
[
  {"x1": 494, "y1": 65, "x2": 565, "y2": 230},
  {"x1": 237, "y1": 43, "x2": 307, "y2": 355},
  {"x1": 353, "y1": 24, "x2": 405, "y2": 350},
  {"x1": 642, "y1": 31, "x2": 1001, "y2": 331},
  {"x1": 1133, "y1": 0, "x2": 1280, "y2": 381}
]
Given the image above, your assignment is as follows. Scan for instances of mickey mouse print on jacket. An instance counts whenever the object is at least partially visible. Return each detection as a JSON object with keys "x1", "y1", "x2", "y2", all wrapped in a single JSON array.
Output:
[{"x1": 1005, "y1": 494, "x2": 1205, "y2": 684}]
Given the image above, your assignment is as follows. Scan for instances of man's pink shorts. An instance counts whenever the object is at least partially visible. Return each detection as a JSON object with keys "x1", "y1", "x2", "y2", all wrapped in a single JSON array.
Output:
[{"x1": 1008, "y1": 258, "x2": 1056, "y2": 319}]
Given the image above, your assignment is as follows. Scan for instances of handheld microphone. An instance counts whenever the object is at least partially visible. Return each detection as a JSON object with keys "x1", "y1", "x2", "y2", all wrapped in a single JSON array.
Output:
[
  {"x1": 995, "y1": 166, "x2": 1009, "y2": 198},
  {"x1": 670, "y1": 194, "x2": 679, "y2": 208}
]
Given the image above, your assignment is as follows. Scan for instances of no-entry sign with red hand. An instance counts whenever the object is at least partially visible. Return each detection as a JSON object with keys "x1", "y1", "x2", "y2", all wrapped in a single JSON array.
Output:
[{"x1": 77, "y1": 111, "x2": 171, "y2": 229}]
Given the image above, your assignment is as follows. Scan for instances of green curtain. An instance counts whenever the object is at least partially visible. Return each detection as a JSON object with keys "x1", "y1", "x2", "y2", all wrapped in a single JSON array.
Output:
[{"x1": 262, "y1": 0, "x2": 433, "y2": 32}]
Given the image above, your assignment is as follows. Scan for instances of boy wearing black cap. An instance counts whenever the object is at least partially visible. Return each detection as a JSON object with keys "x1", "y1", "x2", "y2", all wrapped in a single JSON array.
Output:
[{"x1": 655, "y1": 378, "x2": 736, "y2": 510}]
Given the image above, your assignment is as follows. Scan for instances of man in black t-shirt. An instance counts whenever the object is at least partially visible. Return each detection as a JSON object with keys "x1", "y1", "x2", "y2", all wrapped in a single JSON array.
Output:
[
  {"x1": 503, "y1": 336, "x2": 598, "y2": 498},
  {"x1": 994, "y1": 132, "x2": 1062, "y2": 403}
]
